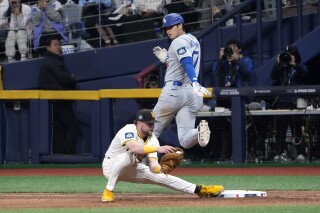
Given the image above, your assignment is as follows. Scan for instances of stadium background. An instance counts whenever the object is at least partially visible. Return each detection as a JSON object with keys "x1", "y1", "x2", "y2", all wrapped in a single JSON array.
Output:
[{"x1": 0, "y1": 0, "x2": 320, "y2": 164}]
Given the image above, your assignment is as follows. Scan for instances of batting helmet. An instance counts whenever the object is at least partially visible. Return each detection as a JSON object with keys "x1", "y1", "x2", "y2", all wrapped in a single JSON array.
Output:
[{"x1": 161, "y1": 13, "x2": 185, "y2": 28}]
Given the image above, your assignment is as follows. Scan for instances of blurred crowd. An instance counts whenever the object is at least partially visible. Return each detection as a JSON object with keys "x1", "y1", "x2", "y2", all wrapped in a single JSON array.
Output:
[{"x1": 0, "y1": 0, "x2": 256, "y2": 62}]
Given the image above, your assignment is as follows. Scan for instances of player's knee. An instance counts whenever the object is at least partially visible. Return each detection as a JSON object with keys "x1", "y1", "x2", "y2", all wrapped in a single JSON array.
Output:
[{"x1": 180, "y1": 141, "x2": 192, "y2": 149}]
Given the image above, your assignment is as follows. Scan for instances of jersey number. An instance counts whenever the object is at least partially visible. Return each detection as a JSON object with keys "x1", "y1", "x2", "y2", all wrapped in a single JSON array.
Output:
[{"x1": 192, "y1": 51, "x2": 199, "y2": 68}]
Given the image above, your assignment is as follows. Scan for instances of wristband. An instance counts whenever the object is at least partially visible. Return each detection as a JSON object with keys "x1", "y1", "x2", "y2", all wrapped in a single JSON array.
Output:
[
  {"x1": 143, "y1": 146, "x2": 157, "y2": 154},
  {"x1": 153, "y1": 165, "x2": 161, "y2": 173}
]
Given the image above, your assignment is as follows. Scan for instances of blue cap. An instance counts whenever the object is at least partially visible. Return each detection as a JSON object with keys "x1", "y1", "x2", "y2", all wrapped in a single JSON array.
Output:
[{"x1": 162, "y1": 13, "x2": 185, "y2": 28}]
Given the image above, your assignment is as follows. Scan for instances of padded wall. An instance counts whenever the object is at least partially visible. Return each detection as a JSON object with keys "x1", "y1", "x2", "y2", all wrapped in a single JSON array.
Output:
[
  {"x1": 2, "y1": 39, "x2": 170, "y2": 90},
  {"x1": 1, "y1": 13, "x2": 319, "y2": 163}
]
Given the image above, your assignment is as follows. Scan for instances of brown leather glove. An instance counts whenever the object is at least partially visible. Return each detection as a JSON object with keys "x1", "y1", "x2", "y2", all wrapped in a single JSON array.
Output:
[{"x1": 160, "y1": 148, "x2": 184, "y2": 174}]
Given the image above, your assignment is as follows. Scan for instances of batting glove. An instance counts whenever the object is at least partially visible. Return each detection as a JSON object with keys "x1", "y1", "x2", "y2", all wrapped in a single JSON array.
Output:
[
  {"x1": 192, "y1": 82, "x2": 211, "y2": 97},
  {"x1": 153, "y1": 46, "x2": 167, "y2": 63}
]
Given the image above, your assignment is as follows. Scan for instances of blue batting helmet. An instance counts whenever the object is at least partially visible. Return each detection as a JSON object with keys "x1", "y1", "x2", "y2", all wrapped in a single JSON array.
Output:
[{"x1": 161, "y1": 13, "x2": 185, "y2": 28}]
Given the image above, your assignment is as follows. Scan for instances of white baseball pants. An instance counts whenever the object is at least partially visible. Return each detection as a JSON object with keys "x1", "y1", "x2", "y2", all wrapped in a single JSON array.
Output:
[
  {"x1": 102, "y1": 152, "x2": 196, "y2": 193},
  {"x1": 153, "y1": 84, "x2": 203, "y2": 148}
]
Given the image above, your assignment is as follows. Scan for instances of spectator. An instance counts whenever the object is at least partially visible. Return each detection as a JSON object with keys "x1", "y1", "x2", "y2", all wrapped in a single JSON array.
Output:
[
  {"x1": 30, "y1": 0, "x2": 68, "y2": 57},
  {"x1": 162, "y1": 0, "x2": 199, "y2": 32},
  {"x1": 270, "y1": 45, "x2": 308, "y2": 109},
  {"x1": 270, "y1": 45, "x2": 308, "y2": 161},
  {"x1": 0, "y1": 0, "x2": 9, "y2": 59},
  {"x1": 211, "y1": 38, "x2": 253, "y2": 161},
  {"x1": 61, "y1": 0, "x2": 93, "y2": 52},
  {"x1": 39, "y1": 35, "x2": 80, "y2": 154},
  {"x1": 135, "y1": 0, "x2": 163, "y2": 16},
  {"x1": 81, "y1": 0, "x2": 120, "y2": 46},
  {"x1": 143, "y1": 73, "x2": 159, "y2": 88},
  {"x1": 198, "y1": 0, "x2": 222, "y2": 30},
  {"x1": 213, "y1": 38, "x2": 253, "y2": 88},
  {"x1": 134, "y1": 63, "x2": 161, "y2": 111},
  {"x1": 94, "y1": 0, "x2": 119, "y2": 45},
  {"x1": 134, "y1": 63, "x2": 160, "y2": 88},
  {"x1": 136, "y1": 72, "x2": 160, "y2": 109},
  {"x1": 82, "y1": 0, "x2": 164, "y2": 45},
  {"x1": 5, "y1": 0, "x2": 31, "y2": 62},
  {"x1": 101, "y1": 108, "x2": 224, "y2": 202},
  {"x1": 271, "y1": 45, "x2": 307, "y2": 87},
  {"x1": 108, "y1": 0, "x2": 164, "y2": 43}
]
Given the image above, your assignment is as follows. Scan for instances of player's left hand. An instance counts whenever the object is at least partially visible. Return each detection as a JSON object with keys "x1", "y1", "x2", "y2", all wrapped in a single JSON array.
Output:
[
  {"x1": 160, "y1": 147, "x2": 184, "y2": 174},
  {"x1": 192, "y1": 82, "x2": 211, "y2": 97}
]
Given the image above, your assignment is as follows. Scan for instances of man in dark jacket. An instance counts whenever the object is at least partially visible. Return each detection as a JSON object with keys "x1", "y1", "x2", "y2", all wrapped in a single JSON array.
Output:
[
  {"x1": 39, "y1": 36, "x2": 80, "y2": 154},
  {"x1": 211, "y1": 39, "x2": 253, "y2": 161},
  {"x1": 271, "y1": 45, "x2": 307, "y2": 87},
  {"x1": 269, "y1": 45, "x2": 308, "y2": 160},
  {"x1": 213, "y1": 39, "x2": 253, "y2": 88}
]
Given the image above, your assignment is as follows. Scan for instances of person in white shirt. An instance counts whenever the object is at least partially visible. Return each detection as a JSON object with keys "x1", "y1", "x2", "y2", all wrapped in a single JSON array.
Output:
[
  {"x1": 135, "y1": 0, "x2": 162, "y2": 15},
  {"x1": 0, "y1": 0, "x2": 9, "y2": 40},
  {"x1": 5, "y1": 0, "x2": 31, "y2": 61}
]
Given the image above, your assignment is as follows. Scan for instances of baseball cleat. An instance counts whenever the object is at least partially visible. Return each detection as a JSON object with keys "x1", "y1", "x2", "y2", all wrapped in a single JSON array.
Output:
[
  {"x1": 197, "y1": 185, "x2": 224, "y2": 198},
  {"x1": 102, "y1": 189, "x2": 114, "y2": 202},
  {"x1": 197, "y1": 120, "x2": 211, "y2": 147}
]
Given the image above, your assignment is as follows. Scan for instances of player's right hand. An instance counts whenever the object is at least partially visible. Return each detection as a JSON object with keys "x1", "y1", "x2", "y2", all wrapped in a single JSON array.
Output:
[
  {"x1": 192, "y1": 82, "x2": 211, "y2": 97},
  {"x1": 157, "y1": 145, "x2": 176, "y2": 154},
  {"x1": 153, "y1": 46, "x2": 167, "y2": 63}
]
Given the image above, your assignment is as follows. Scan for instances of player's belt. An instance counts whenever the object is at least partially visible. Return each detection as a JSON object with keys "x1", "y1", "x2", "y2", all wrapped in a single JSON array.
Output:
[{"x1": 164, "y1": 81, "x2": 183, "y2": 86}]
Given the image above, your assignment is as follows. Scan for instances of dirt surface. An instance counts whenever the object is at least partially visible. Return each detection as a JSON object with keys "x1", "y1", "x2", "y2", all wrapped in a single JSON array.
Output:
[
  {"x1": 1, "y1": 191, "x2": 320, "y2": 208},
  {"x1": 1, "y1": 167, "x2": 320, "y2": 208}
]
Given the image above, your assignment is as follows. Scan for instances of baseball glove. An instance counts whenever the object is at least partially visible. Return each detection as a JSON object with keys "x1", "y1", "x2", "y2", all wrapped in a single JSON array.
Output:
[{"x1": 160, "y1": 148, "x2": 184, "y2": 174}]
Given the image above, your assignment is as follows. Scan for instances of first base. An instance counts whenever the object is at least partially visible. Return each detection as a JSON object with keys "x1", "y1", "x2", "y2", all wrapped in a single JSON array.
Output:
[{"x1": 217, "y1": 190, "x2": 267, "y2": 198}]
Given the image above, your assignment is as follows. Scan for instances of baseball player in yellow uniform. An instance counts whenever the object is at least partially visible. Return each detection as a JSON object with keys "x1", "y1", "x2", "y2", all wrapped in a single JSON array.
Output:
[
  {"x1": 153, "y1": 13, "x2": 211, "y2": 149},
  {"x1": 101, "y1": 109, "x2": 224, "y2": 202}
]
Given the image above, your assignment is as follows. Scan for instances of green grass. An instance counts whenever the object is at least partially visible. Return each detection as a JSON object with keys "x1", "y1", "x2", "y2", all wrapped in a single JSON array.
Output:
[
  {"x1": 0, "y1": 206, "x2": 319, "y2": 213},
  {"x1": 1, "y1": 162, "x2": 320, "y2": 169},
  {"x1": 1, "y1": 176, "x2": 320, "y2": 193},
  {"x1": 1, "y1": 166, "x2": 320, "y2": 212}
]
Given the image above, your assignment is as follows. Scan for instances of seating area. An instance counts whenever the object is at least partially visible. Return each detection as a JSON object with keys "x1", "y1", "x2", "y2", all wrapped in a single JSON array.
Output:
[
  {"x1": 0, "y1": 0, "x2": 196, "y2": 62},
  {"x1": 0, "y1": 0, "x2": 317, "y2": 62}
]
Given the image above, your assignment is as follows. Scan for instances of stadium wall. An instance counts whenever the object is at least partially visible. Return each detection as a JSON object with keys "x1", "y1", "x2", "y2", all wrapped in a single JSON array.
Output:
[{"x1": 1, "y1": 13, "x2": 319, "y2": 163}]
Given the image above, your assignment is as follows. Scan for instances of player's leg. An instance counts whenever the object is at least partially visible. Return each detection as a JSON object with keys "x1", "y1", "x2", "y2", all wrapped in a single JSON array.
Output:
[
  {"x1": 102, "y1": 153, "x2": 133, "y2": 191},
  {"x1": 175, "y1": 91, "x2": 205, "y2": 148},
  {"x1": 153, "y1": 87, "x2": 181, "y2": 138},
  {"x1": 121, "y1": 164, "x2": 224, "y2": 196},
  {"x1": 102, "y1": 152, "x2": 133, "y2": 202},
  {"x1": 112, "y1": 162, "x2": 224, "y2": 198},
  {"x1": 120, "y1": 163, "x2": 197, "y2": 193},
  {"x1": 175, "y1": 107, "x2": 198, "y2": 148}
]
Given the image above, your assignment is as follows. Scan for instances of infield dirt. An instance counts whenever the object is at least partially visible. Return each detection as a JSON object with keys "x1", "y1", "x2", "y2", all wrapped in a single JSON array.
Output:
[
  {"x1": 1, "y1": 191, "x2": 320, "y2": 208},
  {"x1": 1, "y1": 167, "x2": 320, "y2": 208}
]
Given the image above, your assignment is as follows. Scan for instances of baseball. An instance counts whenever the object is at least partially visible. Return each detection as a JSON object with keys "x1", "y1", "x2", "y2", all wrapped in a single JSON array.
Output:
[{"x1": 176, "y1": 151, "x2": 182, "y2": 154}]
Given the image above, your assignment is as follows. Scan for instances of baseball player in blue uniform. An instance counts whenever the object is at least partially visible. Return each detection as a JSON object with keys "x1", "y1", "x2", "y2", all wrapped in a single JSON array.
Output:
[
  {"x1": 152, "y1": 13, "x2": 211, "y2": 149},
  {"x1": 101, "y1": 109, "x2": 224, "y2": 202}
]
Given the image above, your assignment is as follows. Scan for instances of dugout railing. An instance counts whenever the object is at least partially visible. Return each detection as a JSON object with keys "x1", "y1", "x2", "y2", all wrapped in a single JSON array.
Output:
[{"x1": 0, "y1": 89, "x2": 167, "y2": 164}]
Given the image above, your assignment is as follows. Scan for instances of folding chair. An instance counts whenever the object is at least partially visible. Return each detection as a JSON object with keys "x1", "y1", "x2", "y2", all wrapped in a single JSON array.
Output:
[{"x1": 62, "y1": 3, "x2": 89, "y2": 52}]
